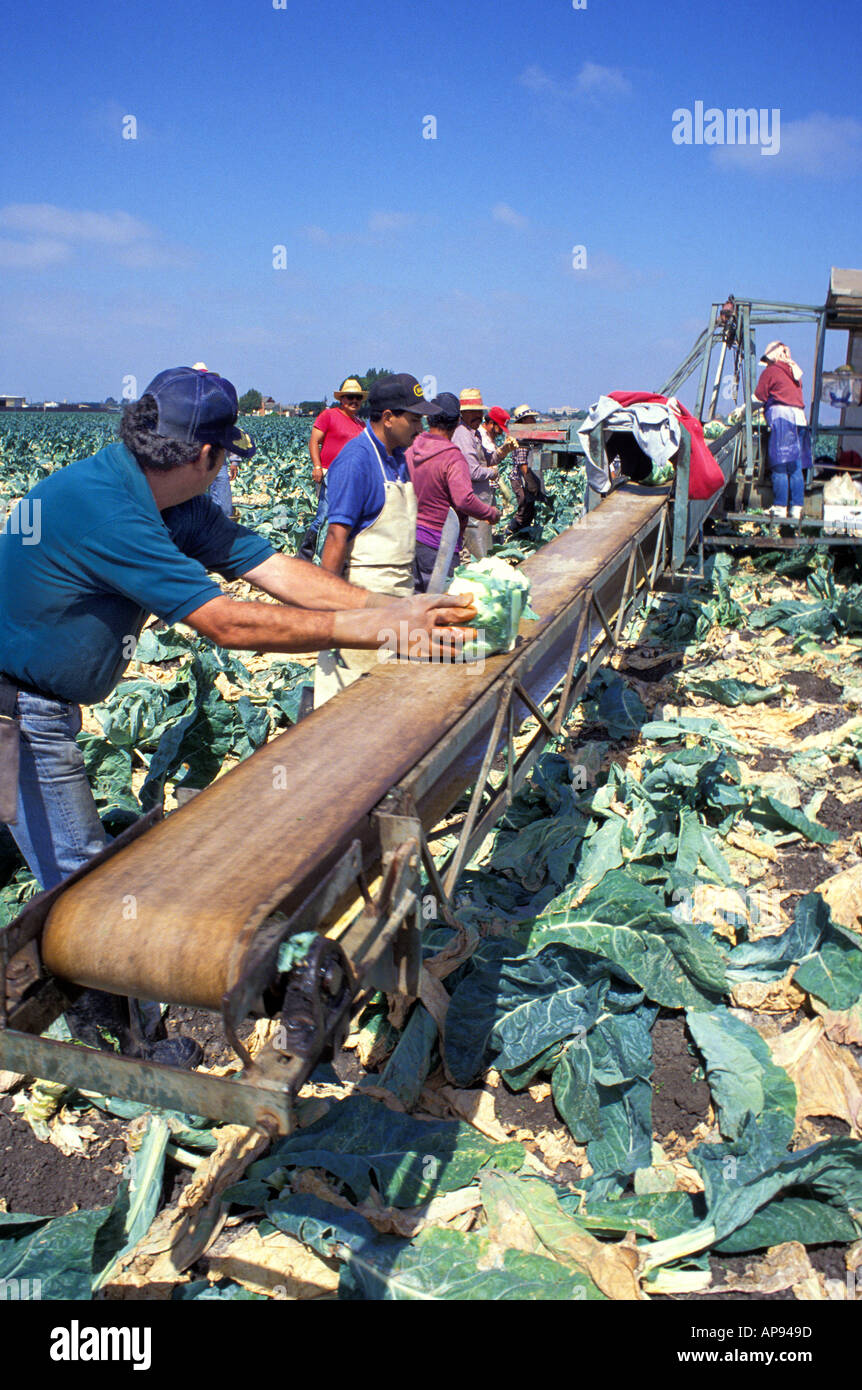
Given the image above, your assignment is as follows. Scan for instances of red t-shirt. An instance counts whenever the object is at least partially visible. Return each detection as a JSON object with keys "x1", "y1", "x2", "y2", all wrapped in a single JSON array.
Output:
[
  {"x1": 312, "y1": 406, "x2": 364, "y2": 470},
  {"x1": 754, "y1": 363, "x2": 804, "y2": 409}
]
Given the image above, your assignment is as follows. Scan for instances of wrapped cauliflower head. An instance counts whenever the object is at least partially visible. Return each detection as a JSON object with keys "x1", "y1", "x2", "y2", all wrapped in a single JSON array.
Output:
[{"x1": 447, "y1": 557, "x2": 537, "y2": 660}]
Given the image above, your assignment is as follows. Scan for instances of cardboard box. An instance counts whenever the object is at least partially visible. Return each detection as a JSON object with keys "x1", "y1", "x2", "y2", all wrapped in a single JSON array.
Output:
[{"x1": 824, "y1": 503, "x2": 862, "y2": 536}]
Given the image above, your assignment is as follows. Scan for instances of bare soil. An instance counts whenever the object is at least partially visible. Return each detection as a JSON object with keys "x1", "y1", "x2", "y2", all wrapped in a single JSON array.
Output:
[
  {"x1": 793, "y1": 706, "x2": 849, "y2": 738},
  {"x1": 817, "y1": 791, "x2": 862, "y2": 834},
  {"x1": 784, "y1": 672, "x2": 842, "y2": 703},
  {"x1": 0, "y1": 1095, "x2": 128, "y2": 1216},
  {"x1": 774, "y1": 846, "x2": 835, "y2": 898},
  {"x1": 651, "y1": 1015, "x2": 711, "y2": 1142},
  {"x1": 163, "y1": 1004, "x2": 253, "y2": 1069}
]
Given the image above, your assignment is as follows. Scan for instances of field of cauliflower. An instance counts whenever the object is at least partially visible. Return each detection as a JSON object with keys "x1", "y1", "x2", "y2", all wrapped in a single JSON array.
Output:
[{"x1": 1, "y1": 411, "x2": 861, "y2": 1305}]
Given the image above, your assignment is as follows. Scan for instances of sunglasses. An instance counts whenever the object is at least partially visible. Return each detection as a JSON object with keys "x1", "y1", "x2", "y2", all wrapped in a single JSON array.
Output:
[{"x1": 341, "y1": 394, "x2": 363, "y2": 402}]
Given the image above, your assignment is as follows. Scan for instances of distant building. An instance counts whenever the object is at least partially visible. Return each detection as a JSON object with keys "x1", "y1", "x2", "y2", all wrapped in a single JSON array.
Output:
[
  {"x1": 0, "y1": 395, "x2": 26, "y2": 410},
  {"x1": 38, "y1": 401, "x2": 117, "y2": 413}
]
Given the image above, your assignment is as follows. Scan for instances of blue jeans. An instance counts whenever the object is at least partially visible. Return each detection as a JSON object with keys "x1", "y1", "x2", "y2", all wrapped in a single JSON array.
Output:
[
  {"x1": 8, "y1": 691, "x2": 107, "y2": 891},
  {"x1": 769, "y1": 456, "x2": 805, "y2": 509},
  {"x1": 768, "y1": 418, "x2": 807, "y2": 509},
  {"x1": 299, "y1": 480, "x2": 328, "y2": 560}
]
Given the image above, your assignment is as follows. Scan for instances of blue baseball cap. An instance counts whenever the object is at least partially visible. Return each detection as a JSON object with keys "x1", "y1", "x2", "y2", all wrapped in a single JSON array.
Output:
[
  {"x1": 142, "y1": 367, "x2": 256, "y2": 458},
  {"x1": 367, "y1": 373, "x2": 441, "y2": 417},
  {"x1": 430, "y1": 391, "x2": 461, "y2": 422}
]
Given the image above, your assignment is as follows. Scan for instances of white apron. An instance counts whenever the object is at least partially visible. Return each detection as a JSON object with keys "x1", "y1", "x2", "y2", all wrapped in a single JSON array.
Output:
[{"x1": 314, "y1": 429, "x2": 418, "y2": 707}]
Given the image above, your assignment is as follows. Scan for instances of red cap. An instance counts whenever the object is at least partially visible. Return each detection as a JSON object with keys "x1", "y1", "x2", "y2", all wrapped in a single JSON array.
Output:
[{"x1": 487, "y1": 407, "x2": 510, "y2": 431}]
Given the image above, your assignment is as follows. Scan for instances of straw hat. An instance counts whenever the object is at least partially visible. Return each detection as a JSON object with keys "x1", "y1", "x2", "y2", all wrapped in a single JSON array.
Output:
[
  {"x1": 512, "y1": 403, "x2": 538, "y2": 421},
  {"x1": 459, "y1": 387, "x2": 485, "y2": 413},
  {"x1": 334, "y1": 377, "x2": 368, "y2": 401}
]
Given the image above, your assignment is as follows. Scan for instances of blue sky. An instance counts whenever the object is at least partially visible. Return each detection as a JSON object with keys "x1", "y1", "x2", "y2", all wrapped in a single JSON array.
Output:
[{"x1": 1, "y1": 0, "x2": 859, "y2": 412}]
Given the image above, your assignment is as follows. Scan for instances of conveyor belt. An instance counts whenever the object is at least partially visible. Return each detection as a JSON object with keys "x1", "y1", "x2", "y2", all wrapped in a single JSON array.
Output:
[{"x1": 39, "y1": 483, "x2": 670, "y2": 1011}]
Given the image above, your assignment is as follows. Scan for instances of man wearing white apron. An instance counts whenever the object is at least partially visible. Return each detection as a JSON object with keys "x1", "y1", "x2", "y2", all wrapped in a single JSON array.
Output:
[{"x1": 315, "y1": 374, "x2": 441, "y2": 706}]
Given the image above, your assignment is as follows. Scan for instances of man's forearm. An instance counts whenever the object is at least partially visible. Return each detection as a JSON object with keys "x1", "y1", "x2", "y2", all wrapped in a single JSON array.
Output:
[
  {"x1": 184, "y1": 591, "x2": 476, "y2": 655},
  {"x1": 319, "y1": 524, "x2": 350, "y2": 577},
  {"x1": 241, "y1": 552, "x2": 368, "y2": 610},
  {"x1": 186, "y1": 595, "x2": 394, "y2": 652}
]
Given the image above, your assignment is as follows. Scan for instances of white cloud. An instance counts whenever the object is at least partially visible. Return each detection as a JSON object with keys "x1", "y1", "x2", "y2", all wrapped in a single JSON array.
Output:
[
  {"x1": 519, "y1": 62, "x2": 631, "y2": 103},
  {"x1": 519, "y1": 64, "x2": 568, "y2": 99},
  {"x1": 575, "y1": 62, "x2": 632, "y2": 99},
  {"x1": 0, "y1": 238, "x2": 71, "y2": 269},
  {"x1": 0, "y1": 204, "x2": 192, "y2": 271},
  {"x1": 301, "y1": 212, "x2": 416, "y2": 245},
  {"x1": 492, "y1": 203, "x2": 529, "y2": 230},
  {"x1": 711, "y1": 111, "x2": 862, "y2": 176},
  {"x1": 0, "y1": 204, "x2": 151, "y2": 244},
  {"x1": 367, "y1": 210, "x2": 414, "y2": 234}
]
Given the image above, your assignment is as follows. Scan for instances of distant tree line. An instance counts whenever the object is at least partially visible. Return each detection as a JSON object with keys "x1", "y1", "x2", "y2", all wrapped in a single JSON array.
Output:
[{"x1": 238, "y1": 369, "x2": 395, "y2": 417}]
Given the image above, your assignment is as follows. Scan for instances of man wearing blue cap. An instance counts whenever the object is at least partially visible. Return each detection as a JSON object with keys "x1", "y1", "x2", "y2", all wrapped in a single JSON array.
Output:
[
  {"x1": 315, "y1": 372, "x2": 438, "y2": 705},
  {"x1": 0, "y1": 366, "x2": 474, "y2": 1063}
]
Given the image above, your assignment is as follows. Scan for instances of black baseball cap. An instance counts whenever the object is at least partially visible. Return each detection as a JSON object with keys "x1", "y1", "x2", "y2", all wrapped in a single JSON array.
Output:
[
  {"x1": 430, "y1": 391, "x2": 461, "y2": 422},
  {"x1": 367, "y1": 373, "x2": 441, "y2": 417},
  {"x1": 142, "y1": 367, "x2": 257, "y2": 458}
]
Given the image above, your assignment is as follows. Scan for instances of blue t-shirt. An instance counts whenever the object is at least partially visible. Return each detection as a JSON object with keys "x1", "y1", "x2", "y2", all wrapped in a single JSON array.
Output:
[
  {"x1": 0, "y1": 441, "x2": 274, "y2": 704},
  {"x1": 325, "y1": 426, "x2": 409, "y2": 537}
]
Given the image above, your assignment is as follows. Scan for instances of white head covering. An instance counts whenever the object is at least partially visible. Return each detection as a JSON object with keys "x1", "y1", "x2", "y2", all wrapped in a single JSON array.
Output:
[{"x1": 759, "y1": 341, "x2": 802, "y2": 383}]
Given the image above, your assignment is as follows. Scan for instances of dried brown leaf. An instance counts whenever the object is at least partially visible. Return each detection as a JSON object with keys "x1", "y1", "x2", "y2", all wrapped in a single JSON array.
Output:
[
  {"x1": 730, "y1": 971, "x2": 806, "y2": 1013},
  {"x1": 711, "y1": 1242, "x2": 815, "y2": 1295},
  {"x1": 817, "y1": 862, "x2": 862, "y2": 938},
  {"x1": 766, "y1": 1017, "x2": 862, "y2": 1137},
  {"x1": 207, "y1": 1227, "x2": 338, "y2": 1299},
  {"x1": 727, "y1": 829, "x2": 778, "y2": 862},
  {"x1": 106, "y1": 1124, "x2": 270, "y2": 1290},
  {"x1": 435, "y1": 1084, "x2": 513, "y2": 1143}
]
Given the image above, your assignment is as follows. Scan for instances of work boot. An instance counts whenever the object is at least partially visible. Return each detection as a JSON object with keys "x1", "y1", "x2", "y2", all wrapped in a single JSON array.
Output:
[
  {"x1": 64, "y1": 989, "x2": 132, "y2": 1051},
  {"x1": 138, "y1": 1036, "x2": 203, "y2": 1069}
]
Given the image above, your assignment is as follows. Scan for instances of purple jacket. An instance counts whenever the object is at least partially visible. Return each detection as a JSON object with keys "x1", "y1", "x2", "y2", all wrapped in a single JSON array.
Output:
[{"x1": 406, "y1": 432, "x2": 499, "y2": 545}]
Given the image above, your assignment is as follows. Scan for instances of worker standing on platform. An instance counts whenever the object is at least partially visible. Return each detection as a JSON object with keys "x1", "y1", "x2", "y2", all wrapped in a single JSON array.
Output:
[
  {"x1": 315, "y1": 373, "x2": 444, "y2": 704},
  {"x1": 406, "y1": 392, "x2": 501, "y2": 592},
  {"x1": 299, "y1": 376, "x2": 367, "y2": 559},
  {"x1": 753, "y1": 342, "x2": 811, "y2": 521},
  {"x1": 452, "y1": 388, "x2": 499, "y2": 558}
]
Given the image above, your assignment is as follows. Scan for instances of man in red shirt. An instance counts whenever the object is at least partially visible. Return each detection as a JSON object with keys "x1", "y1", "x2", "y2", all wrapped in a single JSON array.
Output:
[{"x1": 299, "y1": 377, "x2": 366, "y2": 559}]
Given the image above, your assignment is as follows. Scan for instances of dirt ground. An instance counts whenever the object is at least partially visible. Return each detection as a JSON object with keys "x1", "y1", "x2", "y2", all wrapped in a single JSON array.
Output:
[
  {"x1": 1, "y1": 566, "x2": 861, "y2": 1299},
  {"x1": 651, "y1": 1015, "x2": 711, "y2": 1142},
  {"x1": 0, "y1": 1096, "x2": 128, "y2": 1215}
]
